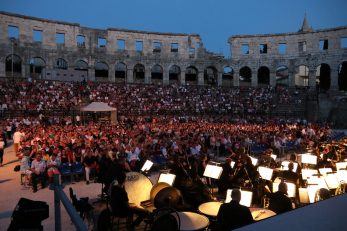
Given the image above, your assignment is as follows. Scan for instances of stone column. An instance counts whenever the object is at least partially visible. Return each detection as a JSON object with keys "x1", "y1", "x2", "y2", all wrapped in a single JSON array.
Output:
[
  {"x1": 233, "y1": 68, "x2": 239, "y2": 87},
  {"x1": 198, "y1": 71, "x2": 204, "y2": 86},
  {"x1": 145, "y1": 68, "x2": 151, "y2": 84},
  {"x1": 163, "y1": 69, "x2": 169, "y2": 85},
  {"x1": 288, "y1": 69, "x2": 295, "y2": 87},
  {"x1": 308, "y1": 68, "x2": 316, "y2": 88},
  {"x1": 330, "y1": 68, "x2": 338, "y2": 90},
  {"x1": 88, "y1": 68, "x2": 95, "y2": 81},
  {"x1": 251, "y1": 70, "x2": 257, "y2": 87},
  {"x1": 127, "y1": 68, "x2": 133, "y2": 83},
  {"x1": 0, "y1": 60, "x2": 5, "y2": 77},
  {"x1": 109, "y1": 65, "x2": 115, "y2": 82},
  {"x1": 180, "y1": 70, "x2": 186, "y2": 85},
  {"x1": 217, "y1": 71, "x2": 223, "y2": 86},
  {"x1": 270, "y1": 71, "x2": 276, "y2": 86}
]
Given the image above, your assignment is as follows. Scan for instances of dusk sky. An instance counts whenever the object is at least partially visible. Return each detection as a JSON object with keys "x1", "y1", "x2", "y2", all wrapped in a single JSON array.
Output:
[{"x1": 1, "y1": 0, "x2": 347, "y2": 56}]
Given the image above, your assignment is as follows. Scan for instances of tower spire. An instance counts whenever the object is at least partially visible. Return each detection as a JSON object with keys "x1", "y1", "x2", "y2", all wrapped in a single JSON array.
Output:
[{"x1": 299, "y1": 13, "x2": 313, "y2": 32}]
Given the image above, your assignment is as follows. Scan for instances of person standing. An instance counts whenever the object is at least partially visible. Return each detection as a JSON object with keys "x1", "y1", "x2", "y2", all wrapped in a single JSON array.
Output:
[
  {"x1": 13, "y1": 128, "x2": 24, "y2": 157},
  {"x1": 217, "y1": 188, "x2": 254, "y2": 231},
  {"x1": 0, "y1": 137, "x2": 5, "y2": 166}
]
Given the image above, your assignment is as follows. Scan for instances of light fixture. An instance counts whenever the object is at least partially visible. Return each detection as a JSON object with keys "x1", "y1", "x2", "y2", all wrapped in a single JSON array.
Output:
[
  {"x1": 257, "y1": 166, "x2": 273, "y2": 181},
  {"x1": 225, "y1": 189, "x2": 253, "y2": 207},
  {"x1": 203, "y1": 164, "x2": 223, "y2": 179},
  {"x1": 141, "y1": 160, "x2": 154, "y2": 172}
]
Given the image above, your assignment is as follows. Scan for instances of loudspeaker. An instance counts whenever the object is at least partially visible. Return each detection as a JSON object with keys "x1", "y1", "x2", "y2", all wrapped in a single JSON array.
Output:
[{"x1": 8, "y1": 198, "x2": 49, "y2": 231}]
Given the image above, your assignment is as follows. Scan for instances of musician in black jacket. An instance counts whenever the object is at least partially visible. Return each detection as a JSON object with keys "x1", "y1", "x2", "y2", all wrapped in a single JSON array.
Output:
[
  {"x1": 217, "y1": 188, "x2": 254, "y2": 231},
  {"x1": 266, "y1": 182, "x2": 293, "y2": 214}
]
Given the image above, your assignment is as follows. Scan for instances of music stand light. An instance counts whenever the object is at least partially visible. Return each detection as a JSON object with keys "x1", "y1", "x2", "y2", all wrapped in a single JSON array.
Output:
[
  {"x1": 158, "y1": 173, "x2": 176, "y2": 186},
  {"x1": 257, "y1": 166, "x2": 273, "y2": 181},
  {"x1": 301, "y1": 169, "x2": 318, "y2": 180},
  {"x1": 280, "y1": 161, "x2": 298, "y2": 172},
  {"x1": 336, "y1": 162, "x2": 347, "y2": 172},
  {"x1": 203, "y1": 164, "x2": 223, "y2": 180},
  {"x1": 318, "y1": 168, "x2": 333, "y2": 177},
  {"x1": 141, "y1": 160, "x2": 154, "y2": 172},
  {"x1": 301, "y1": 154, "x2": 317, "y2": 165},
  {"x1": 226, "y1": 189, "x2": 253, "y2": 207}
]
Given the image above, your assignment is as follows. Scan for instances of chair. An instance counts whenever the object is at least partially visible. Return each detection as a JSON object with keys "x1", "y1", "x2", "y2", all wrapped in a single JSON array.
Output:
[
  {"x1": 60, "y1": 163, "x2": 73, "y2": 183},
  {"x1": 72, "y1": 162, "x2": 84, "y2": 181}
]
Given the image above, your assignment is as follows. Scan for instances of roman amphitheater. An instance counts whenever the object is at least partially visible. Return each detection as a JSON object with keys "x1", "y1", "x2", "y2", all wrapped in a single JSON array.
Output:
[{"x1": 0, "y1": 11, "x2": 347, "y2": 125}]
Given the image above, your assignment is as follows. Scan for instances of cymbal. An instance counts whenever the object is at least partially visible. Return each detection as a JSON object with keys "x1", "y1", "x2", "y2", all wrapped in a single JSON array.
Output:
[{"x1": 154, "y1": 186, "x2": 182, "y2": 209}]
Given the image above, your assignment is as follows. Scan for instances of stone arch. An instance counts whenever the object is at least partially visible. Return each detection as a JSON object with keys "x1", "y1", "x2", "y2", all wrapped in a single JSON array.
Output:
[
  {"x1": 95, "y1": 62, "x2": 109, "y2": 80},
  {"x1": 55, "y1": 58, "x2": 68, "y2": 70},
  {"x1": 338, "y1": 61, "x2": 347, "y2": 91},
  {"x1": 239, "y1": 66, "x2": 252, "y2": 86},
  {"x1": 276, "y1": 65, "x2": 289, "y2": 86},
  {"x1": 133, "y1": 63, "x2": 145, "y2": 83},
  {"x1": 5, "y1": 54, "x2": 22, "y2": 77},
  {"x1": 222, "y1": 66, "x2": 234, "y2": 87},
  {"x1": 151, "y1": 64, "x2": 163, "y2": 84},
  {"x1": 169, "y1": 65, "x2": 181, "y2": 84},
  {"x1": 316, "y1": 63, "x2": 331, "y2": 91},
  {"x1": 29, "y1": 57, "x2": 46, "y2": 79},
  {"x1": 257, "y1": 66, "x2": 270, "y2": 85},
  {"x1": 185, "y1": 66, "x2": 198, "y2": 85},
  {"x1": 74, "y1": 60, "x2": 88, "y2": 80},
  {"x1": 204, "y1": 66, "x2": 218, "y2": 85},
  {"x1": 295, "y1": 65, "x2": 309, "y2": 87},
  {"x1": 115, "y1": 62, "x2": 127, "y2": 83}
]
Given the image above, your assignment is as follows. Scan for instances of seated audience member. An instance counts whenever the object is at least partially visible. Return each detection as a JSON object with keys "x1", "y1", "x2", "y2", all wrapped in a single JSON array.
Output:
[
  {"x1": 46, "y1": 153, "x2": 61, "y2": 184},
  {"x1": 110, "y1": 171, "x2": 150, "y2": 228},
  {"x1": 83, "y1": 149, "x2": 98, "y2": 184},
  {"x1": 217, "y1": 188, "x2": 254, "y2": 231},
  {"x1": 30, "y1": 154, "x2": 47, "y2": 192},
  {"x1": 266, "y1": 182, "x2": 293, "y2": 214}
]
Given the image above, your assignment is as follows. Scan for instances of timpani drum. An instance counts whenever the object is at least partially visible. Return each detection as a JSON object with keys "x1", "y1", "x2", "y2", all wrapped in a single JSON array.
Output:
[
  {"x1": 249, "y1": 207, "x2": 276, "y2": 221},
  {"x1": 150, "y1": 182, "x2": 171, "y2": 204},
  {"x1": 198, "y1": 201, "x2": 223, "y2": 217},
  {"x1": 172, "y1": 211, "x2": 210, "y2": 231},
  {"x1": 125, "y1": 172, "x2": 153, "y2": 206}
]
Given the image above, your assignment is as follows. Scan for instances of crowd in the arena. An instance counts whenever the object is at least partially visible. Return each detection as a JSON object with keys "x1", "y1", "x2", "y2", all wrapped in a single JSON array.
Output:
[{"x1": 0, "y1": 80, "x2": 308, "y2": 119}]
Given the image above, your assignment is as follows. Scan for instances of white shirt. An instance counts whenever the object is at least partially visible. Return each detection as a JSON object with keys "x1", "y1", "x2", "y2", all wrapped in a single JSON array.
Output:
[{"x1": 13, "y1": 131, "x2": 24, "y2": 144}]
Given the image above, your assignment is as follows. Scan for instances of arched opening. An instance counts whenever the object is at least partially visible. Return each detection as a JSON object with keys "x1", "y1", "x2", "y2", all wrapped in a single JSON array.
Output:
[
  {"x1": 257, "y1": 66, "x2": 270, "y2": 85},
  {"x1": 169, "y1": 65, "x2": 181, "y2": 84},
  {"x1": 222, "y1": 66, "x2": 233, "y2": 87},
  {"x1": 204, "y1": 66, "x2": 218, "y2": 85},
  {"x1": 316, "y1": 64, "x2": 331, "y2": 91},
  {"x1": 338, "y1": 61, "x2": 347, "y2": 91},
  {"x1": 239, "y1": 66, "x2": 252, "y2": 86},
  {"x1": 185, "y1": 66, "x2": 198, "y2": 85},
  {"x1": 55, "y1": 58, "x2": 68, "y2": 69},
  {"x1": 115, "y1": 62, "x2": 127, "y2": 83},
  {"x1": 133, "y1": 64, "x2": 145, "y2": 83},
  {"x1": 95, "y1": 62, "x2": 109, "y2": 81},
  {"x1": 295, "y1": 65, "x2": 309, "y2": 87},
  {"x1": 151, "y1": 64, "x2": 163, "y2": 84},
  {"x1": 29, "y1": 57, "x2": 45, "y2": 79},
  {"x1": 5, "y1": 54, "x2": 22, "y2": 77},
  {"x1": 74, "y1": 60, "x2": 88, "y2": 80},
  {"x1": 276, "y1": 65, "x2": 289, "y2": 86}
]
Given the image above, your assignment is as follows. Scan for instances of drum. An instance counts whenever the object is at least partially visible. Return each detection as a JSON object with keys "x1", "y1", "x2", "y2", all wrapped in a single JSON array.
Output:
[
  {"x1": 150, "y1": 182, "x2": 171, "y2": 204},
  {"x1": 198, "y1": 201, "x2": 223, "y2": 217},
  {"x1": 172, "y1": 211, "x2": 210, "y2": 231},
  {"x1": 125, "y1": 172, "x2": 153, "y2": 206},
  {"x1": 154, "y1": 186, "x2": 183, "y2": 209},
  {"x1": 249, "y1": 207, "x2": 276, "y2": 221}
]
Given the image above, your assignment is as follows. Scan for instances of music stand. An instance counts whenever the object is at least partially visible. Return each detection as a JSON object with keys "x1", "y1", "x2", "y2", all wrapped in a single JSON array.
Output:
[
  {"x1": 318, "y1": 168, "x2": 333, "y2": 177},
  {"x1": 324, "y1": 173, "x2": 339, "y2": 189},
  {"x1": 271, "y1": 154, "x2": 277, "y2": 161},
  {"x1": 249, "y1": 156, "x2": 258, "y2": 166},
  {"x1": 257, "y1": 166, "x2": 273, "y2": 181},
  {"x1": 203, "y1": 164, "x2": 223, "y2": 195},
  {"x1": 230, "y1": 161, "x2": 235, "y2": 168},
  {"x1": 301, "y1": 154, "x2": 317, "y2": 165},
  {"x1": 225, "y1": 189, "x2": 253, "y2": 207},
  {"x1": 336, "y1": 162, "x2": 347, "y2": 172},
  {"x1": 141, "y1": 160, "x2": 154, "y2": 174},
  {"x1": 336, "y1": 170, "x2": 347, "y2": 183},
  {"x1": 301, "y1": 169, "x2": 318, "y2": 180},
  {"x1": 158, "y1": 173, "x2": 176, "y2": 186},
  {"x1": 299, "y1": 186, "x2": 320, "y2": 204},
  {"x1": 307, "y1": 177, "x2": 328, "y2": 190},
  {"x1": 273, "y1": 178, "x2": 296, "y2": 198},
  {"x1": 280, "y1": 161, "x2": 298, "y2": 172}
]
